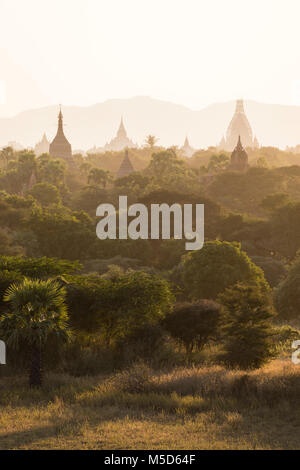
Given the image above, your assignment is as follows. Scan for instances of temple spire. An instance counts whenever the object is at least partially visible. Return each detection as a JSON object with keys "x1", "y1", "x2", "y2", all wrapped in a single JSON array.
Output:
[
  {"x1": 49, "y1": 105, "x2": 72, "y2": 162},
  {"x1": 236, "y1": 99, "x2": 245, "y2": 113}
]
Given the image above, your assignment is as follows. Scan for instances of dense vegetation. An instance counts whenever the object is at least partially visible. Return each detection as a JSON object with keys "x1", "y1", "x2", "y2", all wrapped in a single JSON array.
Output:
[{"x1": 1, "y1": 144, "x2": 300, "y2": 449}]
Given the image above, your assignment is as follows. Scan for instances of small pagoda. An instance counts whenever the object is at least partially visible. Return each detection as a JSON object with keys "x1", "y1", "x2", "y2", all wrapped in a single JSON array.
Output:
[
  {"x1": 229, "y1": 135, "x2": 249, "y2": 172},
  {"x1": 116, "y1": 149, "x2": 135, "y2": 178}
]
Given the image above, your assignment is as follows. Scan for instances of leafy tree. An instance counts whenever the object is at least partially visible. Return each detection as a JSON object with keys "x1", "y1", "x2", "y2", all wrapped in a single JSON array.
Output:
[
  {"x1": 269, "y1": 201, "x2": 300, "y2": 259},
  {"x1": 37, "y1": 155, "x2": 65, "y2": 187},
  {"x1": 0, "y1": 255, "x2": 80, "y2": 278},
  {"x1": 79, "y1": 161, "x2": 92, "y2": 183},
  {"x1": 260, "y1": 192, "x2": 290, "y2": 212},
  {"x1": 28, "y1": 207, "x2": 95, "y2": 259},
  {"x1": 146, "y1": 150, "x2": 198, "y2": 192},
  {"x1": 73, "y1": 185, "x2": 108, "y2": 214},
  {"x1": 66, "y1": 272, "x2": 173, "y2": 345},
  {"x1": 0, "y1": 147, "x2": 15, "y2": 169},
  {"x1": 0, "y1": 279, "x2": 70, "y2": 386},
  {"x1": 163, "y1": 300, "x2": 221, "y2": 359},
  {"x1": 251, "y1": 256, "x2": 286, "y2": 288},
  {"x1": 88, "y1": 168, "x2": 112, "y2": 188},
  {"x1": 207, "y1": 153, "x2": 230, "y2": 173},
  {"x1": 217, "y1": 283, "x2": 276, "y2": 369},
  {"x1": 145, "y1": 135, "x2": 159, "y2": 149},
  {"x1": 29, "y1": 182, "x2": 61, "y2": 206},
  {"x1": 182, "y1": 241, "x2": 269, "y2": 300},
  {"x1": 274, "y1": 253, "x2": 300, "y2": 319}
]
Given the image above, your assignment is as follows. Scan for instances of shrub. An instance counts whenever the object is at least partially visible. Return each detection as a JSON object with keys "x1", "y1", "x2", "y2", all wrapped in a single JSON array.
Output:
[{"x1": 163, "y1": 300, "x2": 221, "y2": 358}]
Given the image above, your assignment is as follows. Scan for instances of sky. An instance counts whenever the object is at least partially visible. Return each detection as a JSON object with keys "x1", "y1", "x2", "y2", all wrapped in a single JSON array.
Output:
[{"x1": 1, "y1": 0, "x2": 300, "y2": 117}]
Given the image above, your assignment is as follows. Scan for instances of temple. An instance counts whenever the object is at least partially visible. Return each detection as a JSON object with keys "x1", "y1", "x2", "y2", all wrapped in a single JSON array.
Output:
[
  {"x1": 220, "y1": 99, "x2": 257, "y2": 151},
  {"x1": 116, "y1": 149, "x2": 135, "y2": 178},
  {"x1": 34, "y1": 133, "x2": 49, "y2": 156},
  {"x1": 229, "y1": 135, "x2": 249, "y2": 172},
  {"x1": 104, "y1": 117, "x2": 136, "y2": 152},
  {"x1": 49, "y1": 107, "x2": 73, "y2": 162},
  {"x1": 181, "y1": 136, "x2": 195, "y2": 158}
]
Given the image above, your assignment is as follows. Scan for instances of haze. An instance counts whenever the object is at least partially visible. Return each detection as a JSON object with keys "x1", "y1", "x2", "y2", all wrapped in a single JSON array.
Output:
[{"x1": 1, "y1": 0, "x2": 300, "y2": 118}]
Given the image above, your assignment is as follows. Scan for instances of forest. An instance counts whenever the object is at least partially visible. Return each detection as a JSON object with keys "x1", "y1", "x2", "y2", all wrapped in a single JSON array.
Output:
[{"x1": 0, "y1": 143, "x2": 300, "y2": 449}]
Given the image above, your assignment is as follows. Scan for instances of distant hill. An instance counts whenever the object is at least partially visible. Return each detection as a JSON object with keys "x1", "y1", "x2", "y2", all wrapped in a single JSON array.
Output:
[{"x1": 1, "y1": 96, "x2": 300, "y2": 151}]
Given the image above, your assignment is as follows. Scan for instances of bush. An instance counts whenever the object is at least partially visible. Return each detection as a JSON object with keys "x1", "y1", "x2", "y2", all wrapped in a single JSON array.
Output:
[{"x1": 163, "y1": 300, "x2": 221, "y2": 358}]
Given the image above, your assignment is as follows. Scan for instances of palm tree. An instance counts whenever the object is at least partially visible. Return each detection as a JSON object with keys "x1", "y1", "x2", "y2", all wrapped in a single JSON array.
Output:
[{"x1": 0, "y1": 279, "x2": 70, "y2": 387}]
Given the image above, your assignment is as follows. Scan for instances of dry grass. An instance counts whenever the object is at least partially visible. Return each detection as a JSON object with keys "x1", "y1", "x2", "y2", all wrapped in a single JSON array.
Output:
[{"x1": 0, "y1": 359, "x2": 300, "y2": 449}]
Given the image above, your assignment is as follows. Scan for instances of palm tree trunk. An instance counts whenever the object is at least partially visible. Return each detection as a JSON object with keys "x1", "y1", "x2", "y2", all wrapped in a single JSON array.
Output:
[{"x1": 29, "y1": 343, "x2": 42, "y2": 387}]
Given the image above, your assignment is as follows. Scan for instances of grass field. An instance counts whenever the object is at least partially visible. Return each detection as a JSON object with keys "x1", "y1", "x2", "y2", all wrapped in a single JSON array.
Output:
[{"x1": 0, "y1": 359, "x2": 300, "y2": 450}]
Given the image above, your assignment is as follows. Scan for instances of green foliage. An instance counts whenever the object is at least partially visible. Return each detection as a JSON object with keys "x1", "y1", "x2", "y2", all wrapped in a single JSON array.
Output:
[
  {"x1": 217, "y1": 283, "x2": 276, "y2": 370},
  {"x1": 88, "y1": 168, "x2": 112, "y2": 188},
  {"x1": 207, "y1": 153, "x2": 230, "y2": 173},
  {"x1": 66, "y1": 272, "x2": 174, "y2": 346},
  {"x1": 274, "y1": 253, "x2": 300, "y2": 319},
  {"x1": 0, "y1": 278, "x2": 70, "y2": 386},
  {"x1": 0, "y1": 270, "x2": 24, "y2": 313},
  {"x1": 182, "y1": 241, "x2": 269, "y2": 300},
  {"x1": 269, "y1": 201, "x2": 300, "y2": 259},
  {"x1": 163, "y1": 301, "x2": 221, "y2": 357},
  {"x1": 29, "y1": 182, "x2": 61, "y2": 206},
  {"x1": 0, "y1": 255, "x2": 80, "y2": 278},
  {"x1": 146, "y1": 150, "x2": 199, "y2": 192},
  {"x1": 260, "y1": 192, "x2": 290, "y2": 212},
  {"x1": 28, "y1": 206, "x2": 95, "y2": 259},
  {"x1": 251, "y1": 256, "x2": 286, "y2": 287}
]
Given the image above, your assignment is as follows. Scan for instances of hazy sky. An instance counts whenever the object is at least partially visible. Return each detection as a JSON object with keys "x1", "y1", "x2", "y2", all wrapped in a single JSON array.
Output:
[{"x1": 1, "y1": 0, "x2": 300, "y2": 116}]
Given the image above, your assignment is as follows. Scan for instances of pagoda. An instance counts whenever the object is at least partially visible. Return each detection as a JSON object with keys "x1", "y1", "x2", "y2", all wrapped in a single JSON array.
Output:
[
  {"x1": 116, "y1": 149, "x2": 135, "y2": 178},
  {"x1": 220, "y1": 99, "x2": 257, "y2": 151},
  {"x1": 181, "y1": 136, "x2": 195, "y2": 158},
  {"x1": 229, "y1": 136, "x2": 249, "y2": 172},
  {"x1": 49, "y1": 106, "x2": 72, "y2": 162},
  {"x1": 104, "y1": 117, "x2": 136, "y2": 151},
  {"x1": 34, "y1": 133, "x2": 49, "y2": 156}
]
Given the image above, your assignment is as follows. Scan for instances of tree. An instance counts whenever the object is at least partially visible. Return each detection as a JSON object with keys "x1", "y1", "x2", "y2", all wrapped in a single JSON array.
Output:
[
  {"x1": 182, "y1": 241, "x2": 269, "y2": 300},
  {"x1": 146, "y1": 150, "x2": 199, "y2": 192},
  {"x1": 260, "y1": 192, "x2": 290, "y2": 212},
  {"x1": 217, "y1": 283, "x2": 276, "y2": 369},
  {"x1": 0, "y1": 255, "x2": 80, "y2": 278},
  {"x1": 73, "y1": 185, "x2": 108, "y2": 214},
  {"x1": 37, "y1": 155, "x2": 65, "y2": 187},
  {"x1": 163, "y1": 300, "x2": 221, "y2": 359},
  {"x1": 79, "y1": 162, "x2": 92, "y2": 184},
  {"x1": 28, "y1": 182, "x2": 61, "y2": 206},
  {"x1": 88, "y1": 168, "x2": 112, "y2": 188},
  {"x1": 66, "y1": 272, "x2": 174, "y2": 345},
  {"x1": 274, "y1": 253, "x2": 300, "y2": 319},
  {"x1": 269, "y1": 201, "x2": 300, "y2": 259},
  {"x1": 145, "y1": 135, "x2": 158, "y2": 149},
  {"x1": 0, "y1": 147, "x2": 15, "y2": 169},
  {"x1": 207, "y1": 153, "x2": 230, "y2": 173},
  {"x1": 0, "y1": 279, "x2": 70, "y2": 386}
]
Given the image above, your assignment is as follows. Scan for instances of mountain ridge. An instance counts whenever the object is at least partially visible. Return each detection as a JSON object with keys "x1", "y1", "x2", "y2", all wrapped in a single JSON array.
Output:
[{"x1": 1, "y1": 96, "x2": 300, "y2": 151}]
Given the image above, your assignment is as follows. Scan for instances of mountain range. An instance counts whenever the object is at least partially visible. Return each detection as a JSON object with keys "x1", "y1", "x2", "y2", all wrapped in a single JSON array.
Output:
[{"x1": 0, "y1": 96, "x2": 300, "y2": 151}]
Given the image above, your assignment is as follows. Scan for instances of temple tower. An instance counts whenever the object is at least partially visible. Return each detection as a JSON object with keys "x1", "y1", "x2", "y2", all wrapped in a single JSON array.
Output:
[
  {"x1": 116, "y1": 149, "x2": 135, "y2": 178},
  {"x1": 104, "y1": 116, "x2": 136, "y2": 151},
  {"x1": 49, "y1": 106, "x2": 72, "y2": 162},
  {"x1": 221, "y1": 99, "x2": 256, "y2": 151},
  {"x1": 229, "y1": 135, "x2": 249, "y2": 172},
  {"x1": 35, "y1": 133, "x2": 49, "y2": 156},
  {"x1": 181, "y1": 136, "x2": 195, "y2": 158}
]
